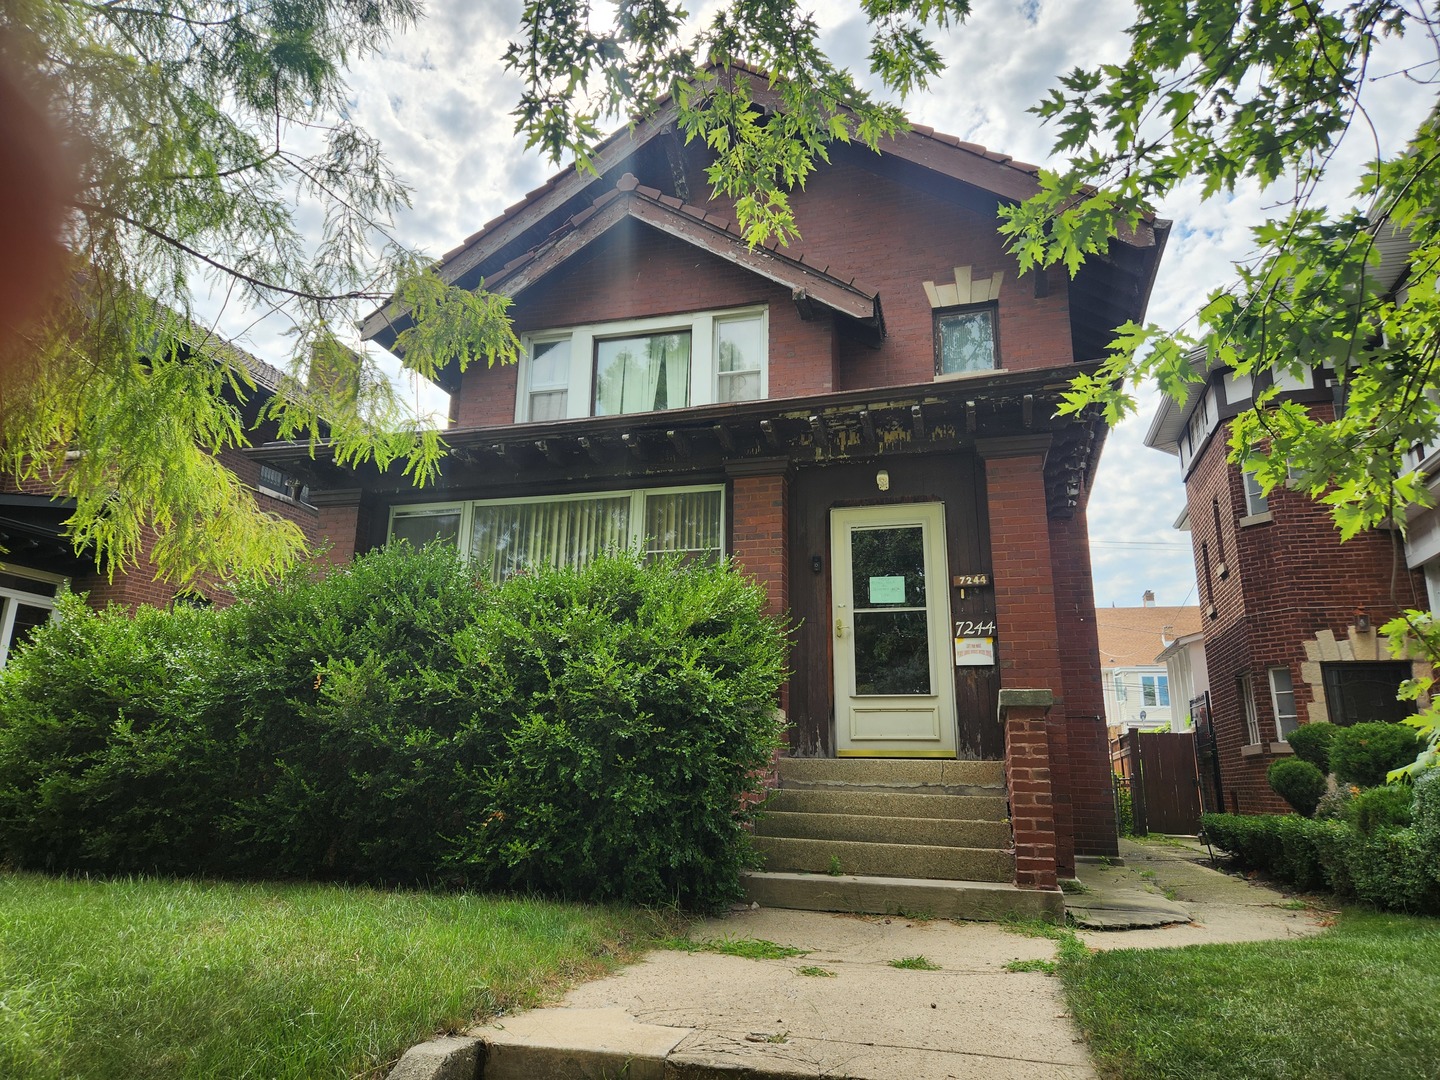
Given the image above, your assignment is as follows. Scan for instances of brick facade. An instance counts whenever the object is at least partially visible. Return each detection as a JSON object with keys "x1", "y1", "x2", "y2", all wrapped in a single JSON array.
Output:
[{"x1": 1184, "y1": 405, "x2": 1426, "y2": 814}]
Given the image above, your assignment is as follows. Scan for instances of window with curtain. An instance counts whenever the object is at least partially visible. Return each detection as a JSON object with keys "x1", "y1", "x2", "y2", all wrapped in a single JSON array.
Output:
[
  {"x1": 716, "y1": 316, "x2": 764, "y2": 402},
  {"x1": 594, "y1": 332, "x2": 691, "y2": 416},
  {"x1": 471, "y1": 494, "x2": 632, "y2": 583},
  {"x1": 527, "y1": 339, "x2": 570, "y2": 420},
  {"x1": 393, "y1": 486, "x2": 725, "y2": 582}
]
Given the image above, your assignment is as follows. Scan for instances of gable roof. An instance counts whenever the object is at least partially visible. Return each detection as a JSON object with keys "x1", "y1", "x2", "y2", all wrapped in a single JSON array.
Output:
[
  {"x1": 361, "y1": 63, "x2": 1168, "y2": 356},
  {"x1": 1096, "y1": 605, "x2": 1202, "y2": 669}
]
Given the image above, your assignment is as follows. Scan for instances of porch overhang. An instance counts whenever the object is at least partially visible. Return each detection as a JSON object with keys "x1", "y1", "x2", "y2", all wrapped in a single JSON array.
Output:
[{"x1": 252, "y1": 362, "x2": 1108, "y2": 520}]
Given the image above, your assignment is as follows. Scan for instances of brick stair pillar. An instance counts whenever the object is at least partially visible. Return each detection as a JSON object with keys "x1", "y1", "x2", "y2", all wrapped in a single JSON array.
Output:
[{"x1": 1000, "y1": 689, "x2": 1058, "y2": 890}]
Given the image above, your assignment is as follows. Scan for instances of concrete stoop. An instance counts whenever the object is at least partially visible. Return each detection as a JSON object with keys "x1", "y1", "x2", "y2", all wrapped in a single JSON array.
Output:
[{"x1": 746, "y1": 757, "x2": 1056, "y2": 922}]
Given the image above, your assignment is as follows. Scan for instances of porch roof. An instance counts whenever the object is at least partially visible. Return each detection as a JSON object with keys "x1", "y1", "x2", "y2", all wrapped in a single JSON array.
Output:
[{"x1": 252, "y1": 362, "x2": 1108, "y2": 520}]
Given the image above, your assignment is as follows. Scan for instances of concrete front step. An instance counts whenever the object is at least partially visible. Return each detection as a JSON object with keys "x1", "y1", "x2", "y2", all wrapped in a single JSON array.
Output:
[
  {"x1": 755, "y1": 810, "x2": 1012, "y2": 849},
  {"x1": 742, "y1": 870, "x2": 1063, "y2": 922},
  {"x1": 765, "y1": 787, "x2": 1008, "y2": 822},
  {"x1": 755, "y1": 835, "x2": 1013, "y2": 882},
  {"x1": 777, "y1": 756, "x2": 1004, "y2": 794}
]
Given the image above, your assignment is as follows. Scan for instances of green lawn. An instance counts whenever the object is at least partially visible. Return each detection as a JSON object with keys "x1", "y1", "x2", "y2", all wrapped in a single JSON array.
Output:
[
  {"x1": 0, "y1": 872, "x2": 678, "y2": 1079},
  {"x1": 1062, "y1": 910, "x2": 1440, "y2": 1080}
]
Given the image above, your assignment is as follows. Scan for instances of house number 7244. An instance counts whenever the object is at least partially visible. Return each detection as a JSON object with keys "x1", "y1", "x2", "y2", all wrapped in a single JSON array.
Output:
[{"x1": 954, "y1": 620, "x2": 996, "y2": 637}]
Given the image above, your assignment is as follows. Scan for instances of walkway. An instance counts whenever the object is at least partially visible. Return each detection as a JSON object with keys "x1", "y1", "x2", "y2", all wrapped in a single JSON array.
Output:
[{"x1": 389, "y1": 837, "x2": 1329, "y2": 1080}]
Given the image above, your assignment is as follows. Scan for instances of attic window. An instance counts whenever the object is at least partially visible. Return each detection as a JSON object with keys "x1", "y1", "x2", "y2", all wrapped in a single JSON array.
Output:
[{"x1": 934, "y1": 304, "x2": 998, "y2": 377}]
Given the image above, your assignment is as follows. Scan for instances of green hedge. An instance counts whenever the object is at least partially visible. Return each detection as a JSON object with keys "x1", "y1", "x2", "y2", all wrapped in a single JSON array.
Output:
[
  {"x1": 1203, "y1": 801, "x2": 1440, "y2": 913},
  {"x1": 0, "y1": 545, "x2": 788, "y2": 910}
]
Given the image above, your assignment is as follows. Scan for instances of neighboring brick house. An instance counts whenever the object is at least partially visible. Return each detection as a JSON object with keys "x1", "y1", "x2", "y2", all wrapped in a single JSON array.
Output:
[
  {"x1": 0, "y1": 335, "x2": 326, "y2": 666},
  {"x1": 1145, "y1": 354, "x2": 1426, "y2": 815},
  {"x1": 259, "y1": 69, "x2": 1168, "y2": 906}
]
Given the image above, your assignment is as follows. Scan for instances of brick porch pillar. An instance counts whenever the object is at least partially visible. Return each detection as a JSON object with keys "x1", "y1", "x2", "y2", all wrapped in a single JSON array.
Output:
[
  {"x1": 1000, "y1": 689, "x2": 1059, "y2": 890},
  {"x1": 979, "y1": 437, "x2": 1075, "y2": 877},
  {"x1": 309, "y1": 488, "x2": 370, "y2": 566},
  {"x1": 727, "y1": 460, "x2": 792, "y2": 747}
]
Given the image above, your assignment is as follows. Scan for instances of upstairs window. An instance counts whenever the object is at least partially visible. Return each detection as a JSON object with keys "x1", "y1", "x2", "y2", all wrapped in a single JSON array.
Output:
[
  {"x1": 1142, "y1": 674, "x2": 1170, "y2": 707},
  {"x1": 595, "y1": 332, "x2": 691, "y2": 415},
  {"x1": 934, "y1": 303, "x2": 998, "y2": 377},
  {"x1": 1243, "y1": 470, "x2": 1269, "y2": 516},
  {"x1": 517, "y1": 307, "x2": 766, "y2": 422}
]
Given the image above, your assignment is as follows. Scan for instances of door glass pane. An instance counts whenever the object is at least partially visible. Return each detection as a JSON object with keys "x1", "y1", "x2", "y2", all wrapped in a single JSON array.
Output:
[
  {"x1": 854, "y1": 611, "x2": 931, "y2": 695},
  {"x1": 851, "y1": 526, "x2": 926, "y2": 608},
  {"x1": 850, "y1": 525, "x2": 931, "y2": 695}
]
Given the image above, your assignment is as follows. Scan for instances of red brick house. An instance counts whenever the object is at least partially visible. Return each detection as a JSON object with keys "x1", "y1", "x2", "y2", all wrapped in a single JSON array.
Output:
[
  {"x1": 1145, "y1": 352, "x2": 1426, "y2": 815},
  {"x1": 261, "y1": 73, "x2": 1168, "y2": 913},
  {"x1": 0, "y1": 334, "x2": 327, "y2": 665}
]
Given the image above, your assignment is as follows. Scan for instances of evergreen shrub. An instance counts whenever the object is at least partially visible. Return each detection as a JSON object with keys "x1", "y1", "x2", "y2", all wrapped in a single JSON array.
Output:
[
  {"x1": 0, "y1": 595, "x2": 234, "y2": 872},
  {"x1": 1350, "y1": 783, "x2": 1414, "y2": 835},
  {"x1": 0, "y1": 546, "x2": 788, "y2": 910},
  {"x1": 1330, "y1": 722, "x2": 1426, "y2": 787},
  {"x1": 1267, "y1": 758, "x2": 1327, "y2": 817},
  {"x1": 1286, "y1": 721, "x2": 1337, "y2": 773}
]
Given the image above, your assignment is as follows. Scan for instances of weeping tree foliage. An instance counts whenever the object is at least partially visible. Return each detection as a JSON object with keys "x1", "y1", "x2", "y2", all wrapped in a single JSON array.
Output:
[{"x1": 0, "y1": 0, "x2": 518, "y2": 584}]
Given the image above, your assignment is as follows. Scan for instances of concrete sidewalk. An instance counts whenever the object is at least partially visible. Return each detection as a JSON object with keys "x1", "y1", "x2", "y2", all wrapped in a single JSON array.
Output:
[{"x1": 389, "y1": 838, "x2": 1329, "y2": 1080}]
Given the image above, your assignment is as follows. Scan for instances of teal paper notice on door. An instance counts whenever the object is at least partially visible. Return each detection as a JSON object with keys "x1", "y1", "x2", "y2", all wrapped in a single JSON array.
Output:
[{"x1": 868, "y1": 576, "x2": 906, "y2": 604}]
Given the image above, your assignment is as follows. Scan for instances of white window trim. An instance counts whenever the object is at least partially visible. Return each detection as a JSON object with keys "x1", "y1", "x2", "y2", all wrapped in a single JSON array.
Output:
[
  {"x1": 0, "y1": 564, "x2": 64, "y2": 670},
  {"x1": 1243, "y1": 469, "x2": 1269, "y2": 516},
  {"x1": 1268, "y1": 666, "x2": 1299, "y2": 742},
  {"x1": 388, "y1": 483, "x2": 727, "y2": 563},
  {"x1": 1240, "y1": 673, "x2": 1261, "y2": 745},
  {"x1": 515, "y1": 306, "x2": 768, "y2": 423}
]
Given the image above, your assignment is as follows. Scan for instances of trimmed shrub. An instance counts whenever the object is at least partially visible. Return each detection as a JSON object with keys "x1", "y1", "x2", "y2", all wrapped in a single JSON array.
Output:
[
  {"x1": 1286, "y1": 721, "x2": 1337, "y2": 773},
  {"x1": 1331, "y1": 722, "x2": 1426, "y2": 788},
  {"x1": 0, "y1": 593, "x2": 235, "y2": 872},
  {"x1": 220, "y1": 542, "x2": 494, "y2": 882},
  {"x1": 1413, "y1": 770, "x2": 1440, "y2": 885},
  {"x1": 1350, "y1": 783, "x2": 1414, "y2": 835},
  {"x1": 0, "y1": 546, "x2": 788, "y2": 910},
  {"x1": 449, "y1": 553, "x2": 787, "y2": 909},
  {"x1": 1267, "y1": 758, "x2": 1327, "y2": 817},
  {"x1": 1201, "y1": 812, "x2": 1440, "y2": 913},
  {"x1": 1314, "y1": 788, "x2": 1354, "y2": 821}
]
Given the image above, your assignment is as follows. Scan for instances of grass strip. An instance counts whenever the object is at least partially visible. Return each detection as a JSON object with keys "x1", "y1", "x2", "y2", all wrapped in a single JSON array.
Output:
[
  {"x1": 660, "y1": 935, "x2": 810, "y2": 959},
  {"x1": 0, "y1": 871, "x2": 679, "y2": 1080},
  {"x1": 1060, "y1": 910, "x2": 1440, "y2": 1080}
]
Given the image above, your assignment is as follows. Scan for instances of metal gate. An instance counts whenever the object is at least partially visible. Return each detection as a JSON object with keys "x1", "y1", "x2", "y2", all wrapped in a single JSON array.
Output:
[{"x1": 1116, "y1": 728, "x2": 1203, "y2": 835}]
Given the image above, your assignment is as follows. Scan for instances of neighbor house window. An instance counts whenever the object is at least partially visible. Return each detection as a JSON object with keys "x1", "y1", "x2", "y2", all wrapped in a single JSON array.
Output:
[
  {"x1": 1239, "y1": 673, "x2": 1261, "y2": 745},
  {"x1": 1113, "y1": 671, "x2": 1127, "y2": 702},
  {"x1": 0, "y1": 568, "x2": 61, "y2": 669},
  {"x1": 934, "y1": 304, "x2": 998, "y2": 377},
  {"x1": 258, "y1": 464, "x2": 313, "y2": 506},
  {"x1": 1320, "y1": 661, "x2": 1414, "y2": 726},
  {"x1": 1268, "y1": 666, "x2": 1299, "y2": 741},
  {"x1": 1142, "y1": 674, "x2": 1170, "y2": 707},
  {"x1": 1243, "y1": 470, "x2": 1269, "y2": 516},
  {"x1": 517, "y1": 308, "x2": 766, "y2": 421},
  {"x1": 387, "y1": 485, "x2": 725, "y2": 583}
]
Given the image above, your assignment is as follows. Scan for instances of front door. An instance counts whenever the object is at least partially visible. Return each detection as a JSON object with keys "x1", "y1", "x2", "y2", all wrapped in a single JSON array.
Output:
[{"x1": 831, "y1": 503, "x2": 956, "y2": 757}]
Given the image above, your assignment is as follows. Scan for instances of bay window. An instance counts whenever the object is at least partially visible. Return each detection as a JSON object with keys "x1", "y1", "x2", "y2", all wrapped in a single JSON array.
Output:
[
  {"x1": 517, "y1": 307, "x2": 767, "y2": 422},
  {"x1": 388, "y1": 484, "x2": 725, "y2": 583}
]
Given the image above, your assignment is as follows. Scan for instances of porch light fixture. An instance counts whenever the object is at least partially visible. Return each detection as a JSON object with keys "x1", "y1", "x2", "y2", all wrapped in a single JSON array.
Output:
[
  {"x1": 1355, "y1": 608, "x2": 1371, "y2": 633},
  {"x1": 876, "y1": 469, "x2": 890, "y2": 491}
]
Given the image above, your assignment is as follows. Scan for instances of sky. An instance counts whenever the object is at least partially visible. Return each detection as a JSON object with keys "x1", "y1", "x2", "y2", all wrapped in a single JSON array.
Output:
[{"x1": 199, "y1": 0, "x2": 1436, "y2": 609}]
